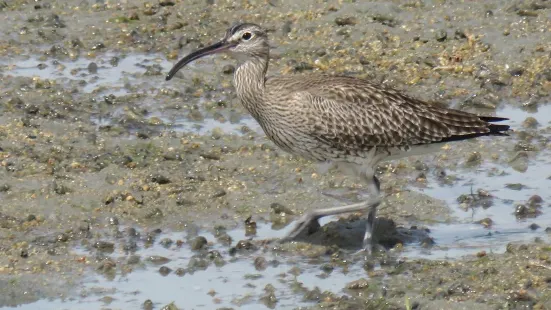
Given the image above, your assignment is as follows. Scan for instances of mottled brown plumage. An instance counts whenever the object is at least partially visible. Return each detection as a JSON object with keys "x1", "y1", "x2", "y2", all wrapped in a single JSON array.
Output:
[{"x1": 166, "y1": 23, "x2": 510, "y2": 252}]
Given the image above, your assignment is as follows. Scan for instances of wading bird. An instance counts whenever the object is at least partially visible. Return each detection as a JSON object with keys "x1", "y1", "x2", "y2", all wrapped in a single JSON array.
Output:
[{"x1": 165, "y1": 23, "x2": 509, "y2": 252}]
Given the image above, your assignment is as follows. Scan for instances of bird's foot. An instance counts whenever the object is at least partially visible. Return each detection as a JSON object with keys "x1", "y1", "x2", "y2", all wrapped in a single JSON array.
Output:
[{"x1": 279, "y1": 212, "x2": 321, "y2": 243}]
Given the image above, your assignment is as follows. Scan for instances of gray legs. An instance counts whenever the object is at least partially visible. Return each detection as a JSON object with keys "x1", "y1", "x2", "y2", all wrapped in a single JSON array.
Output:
[
  {"x1": 362, "y1": 174, "x2": 380, "y2": 251},
  {"x1": 280, "y1": 168, "x2": 382, "y2": 252}
]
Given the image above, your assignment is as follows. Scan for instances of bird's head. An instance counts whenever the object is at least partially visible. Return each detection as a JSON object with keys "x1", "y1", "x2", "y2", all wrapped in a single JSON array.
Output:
[{"x1": 165, "y1": 23, "x2": 268, "y2": 81}]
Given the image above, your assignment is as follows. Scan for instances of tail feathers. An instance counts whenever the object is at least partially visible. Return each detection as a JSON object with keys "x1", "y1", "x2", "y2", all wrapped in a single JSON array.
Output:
[
  {"x1": 488, "y1": 123, "x2": 511, "y2": 135},
  {"x1": 430, "y1": 115, "x2": 511, "y2": 144},
  {"x1": 479, "y1": 116, "x2": 509, "y2": 123}
]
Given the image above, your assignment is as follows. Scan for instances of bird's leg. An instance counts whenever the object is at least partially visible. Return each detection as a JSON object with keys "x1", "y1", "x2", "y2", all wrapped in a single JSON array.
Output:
[
  {"x1": 361, "y1": 173, "x2": 381, "y2": 252},
  {"x1": 279, "y1": 168, "x2": 382, "y2": 244}
]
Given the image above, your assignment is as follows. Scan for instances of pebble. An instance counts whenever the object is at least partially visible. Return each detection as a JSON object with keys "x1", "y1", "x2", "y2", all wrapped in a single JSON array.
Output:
[
  {"x1": 87, "y1": 62, "x2": 98, "y2": 74},
  {"x1": 522, "y1": 117, "x2": 539, "y2": 128},
  {"x1": 175, "y1": 268, "x2": 186, "y2": 276},
  {"x1": 94, "y1": 241, "x2": 115, "y2": 251},
  {"x1": 159, "y1": 0, "x2": 175, "y2": 6},
  {"x1": 270, "y1": 202, "x2": 294, "y2": 215},
  {"x1": 146, "y1": 255, "x2": 171, "y2": 265},
  {"x1": 143, "y1": 300, "x2": 154, "y2": 310},
  {"x1": 190, "y1": 236, "x2": 208, "y2": 250},
  {"x1": 335, "y1": 16, "x2": 357, "y2": 26},
  {"x1": 150, "y1": 174, "x2": 171, "y2": 184},
  {"x1": 222, "y1": 64, "x2": 235, "y2": 74},
  {"x1": 254, "y1": 256, "x2": 268, "y2": 271},
  {"x1": 527, "y1": 195, "x2": 543, "y2": 206},
  {"x1": 346, "y1": 278, "x2": 369, "y2": 290},
  {"x1": 159, "y1": 266, "x2": 172, "y2": 276},
  {"x1": 435, "y1": 30, "x2": 447, "y2": 41},
  {"x1": 127, "y1": 255, "x2": 140, "y2": 264}
]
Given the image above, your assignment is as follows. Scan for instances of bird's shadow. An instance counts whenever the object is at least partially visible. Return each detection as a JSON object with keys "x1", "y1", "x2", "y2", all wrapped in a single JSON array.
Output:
[{"x1": 290, "y1": 215, "x2": 433, "y2": 251}]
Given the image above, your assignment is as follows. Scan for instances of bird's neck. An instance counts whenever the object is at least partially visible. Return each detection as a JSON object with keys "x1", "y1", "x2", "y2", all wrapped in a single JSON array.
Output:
[{"x1": 233, "y1": 55, "x2": 268, "y2": 120}]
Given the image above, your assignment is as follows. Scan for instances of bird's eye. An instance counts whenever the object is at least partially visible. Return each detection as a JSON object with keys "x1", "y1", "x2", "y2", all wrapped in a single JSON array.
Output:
[{"x1": 242, "y1": 32, "x2": 252, "y2": 40}]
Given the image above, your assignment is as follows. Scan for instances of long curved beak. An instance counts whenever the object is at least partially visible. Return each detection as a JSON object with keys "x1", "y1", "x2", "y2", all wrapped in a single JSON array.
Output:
[{"x1": 165, "y1": 40, "x2": 235, "y2": 81}]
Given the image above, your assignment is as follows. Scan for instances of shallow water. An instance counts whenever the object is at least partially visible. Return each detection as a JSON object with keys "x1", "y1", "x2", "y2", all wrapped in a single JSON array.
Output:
[
  {"x1": 412, "y1": 104, "x2": 551, "y2": 258},
  {"x1": 1, "y1": 53, "x2": 264, "y2": 136},
  {"x1": 1, "y1": 53, "x2": 172, "y2": 95},
  {"x1": 15, "y1": 227, "x2": 370, "y2": 310}
]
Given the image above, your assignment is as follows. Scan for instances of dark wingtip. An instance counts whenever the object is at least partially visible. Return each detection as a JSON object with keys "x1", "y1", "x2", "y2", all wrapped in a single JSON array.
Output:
[
  {"x1": 479, "y1": 116, "x2": 509, "y2": 122},
  {"x1": 165, "y1": 75, "x2": 172, "y2": 81},
  {"x1": 488, "y1": 123, "x2": 511, "y2": 134}
]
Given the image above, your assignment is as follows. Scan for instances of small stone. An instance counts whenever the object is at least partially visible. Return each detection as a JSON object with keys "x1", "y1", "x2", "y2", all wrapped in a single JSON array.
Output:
[
  {"x1": 146, "y1": 255, "x2": 171, "y2": 265},
  {"x1": 509, "y1": 67, "x2": 524, "y2": 77},
  {"x1": 207, "y1": 250, "x2": 222, "y2": 260},
  {"x1": 420, "y1": 236, "x2": 435, "y2": 248},
  {"x1": 160, "y1": 238, "x2": 173, "y2": 248},
  {"x1": 475, "y1": 217, "x2": 493, "y2": 228},
  {"x1": 190, "y1": 236, "x2": 208, "y2": 250},
  {"x1": 210, "y1": 189, "x2": 226, "y2": 198},
  {"x1": 144, "y1": 208, "x2": 163, "y2": 219},
  {"x1": 127, "y1": 255, "x2": 140, "y2": 264},
  {"x1": 528, "y1": 223, "x2": 540, "y2": 230},
  {"x1": 91, "y1": 42, "x2": 105, "y2": 50},
  {"x1": 245, "y1": 216, "x2": 257, "y2": 236},
  {"x1": 540, "y1": 69, "x2": 551, "y2": 82},
  {"x1": 335, "y1": 17, "x2": 357, "y2": 26},
  {"x1": 466, "y1": 152, "x2": 481, "y2": 164},
  {"x1": 270, "y1": 202, "x2": 294, "y2": 215},
  {"x1": 517, "y1": 10, "x2": 538, "y2": 17},
  {"x1": 159, "y1": 0, "x2": 175, "y2": 6},
  {"x1": 126, "y1": 227, "x2": 139, "y2": 238},
  {"x1": 187, "y1": 257, "x2": 209, "y2": 271},
  {"x1": 222, "y1": 64, "x2": 235, "y2": 74},
  {"x1": 254, "y1": 257, "x2": 268, "y2": 271},
  {"x1": 235, "y1": 240, "x2": 257, "y2": 251},
  {"x1": 57, "y1": 233, "x2": 69, "y2": 242},
  {"x1": 282, "y1": 21, "x2": 292, "y2": 34},
  {"x1": 435, "y1": 30, "x2": 447, "y2": 42},
  {"x1": 94, "y1": 241, "x2": 115, "y2": 251},
  {"x1": 321, "y1": 264, "x2": 334, "y2": 273},
  {"x1": 150, "y1": 174, "x2": 171, "y2": 184},
  {"x1": 20, "y1": 249, "x2": 29, "y2": 258},
  {"x1": 505, "y1": 183, "x2": 526, "y2": 191},
  {"x1": 346, "y1": 278, "x2": 369, "y2": 290},
  {"x1": 175, "y1": 268, "x2": 186, "y2": 276},
  {"x1": 527, "y1": 195, "x2": 543, "y2": 206},
  {"x1": 201, "y1": 152, "x2": 221, "y2": 160},
  {"x1": 128, "y1": 12, "x2": 139, "y2": 20},
  {"x1": 87, "y1": 62, "x2": 98, "y2": 74},
  {"x1": 108, "y1": 217, "x2": 119, "y2": 226},
  {"x1": 294, "y1": 62, "x2": 313, "y2": 72},
  {"x1": 522, "y1": 117, "x2": 539, "y2": 128},
  {"x1": 359, "y1": 56, "x2": 370, "y2": 65},
  {"x1": 159, "y1": 266, "x2": 172, "y2": 276},
  {"x1": 123, "y1": 240, "x2": 138, "y2": 252},
  {"x1": 515, "y1": 204, "x2": 541, "y2": 219},
  {"x1": 143, "y1": 299, "x2": 154, "y2": 310}
]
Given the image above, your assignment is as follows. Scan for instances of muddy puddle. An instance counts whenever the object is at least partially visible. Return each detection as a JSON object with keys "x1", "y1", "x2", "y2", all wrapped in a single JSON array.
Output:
[{"x1": 2, "y1": 53, "x2": 263, "y2": 136}]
